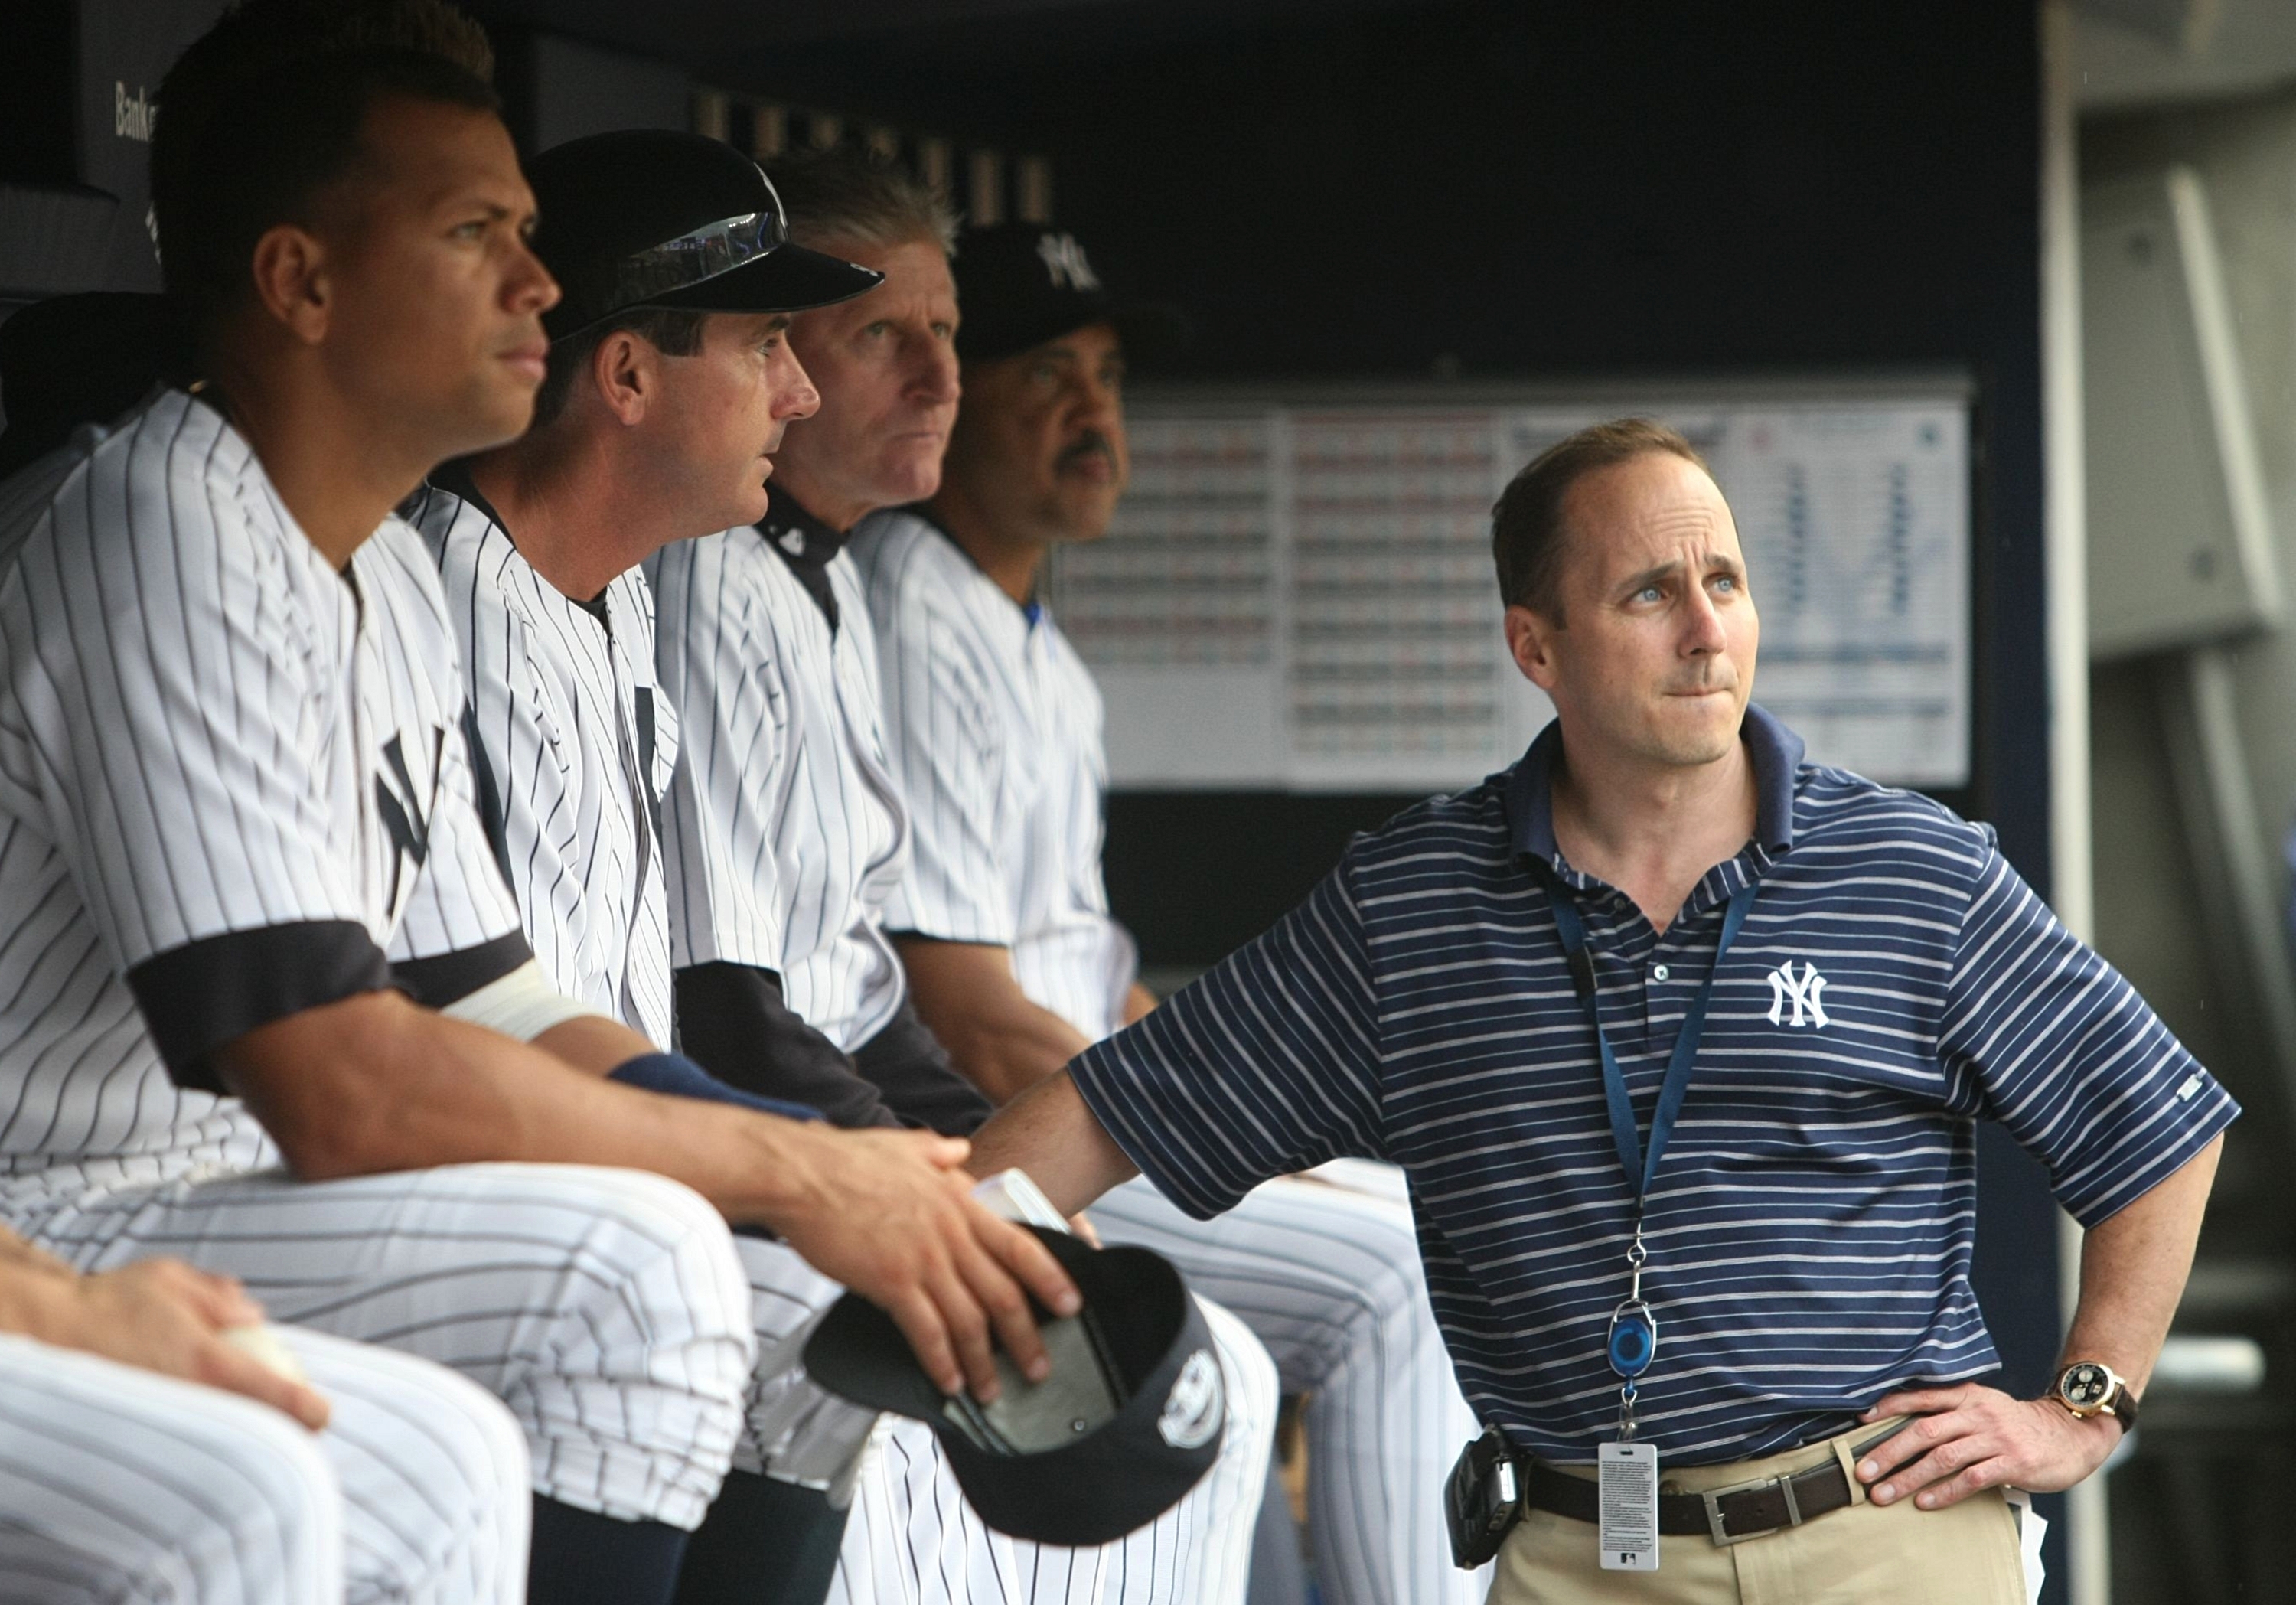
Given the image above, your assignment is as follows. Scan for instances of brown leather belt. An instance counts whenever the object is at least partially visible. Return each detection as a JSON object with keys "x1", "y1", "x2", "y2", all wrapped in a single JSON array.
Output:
[{"x1": 1519, "y1": 1423, "x2": 1907, "y2": 1546}]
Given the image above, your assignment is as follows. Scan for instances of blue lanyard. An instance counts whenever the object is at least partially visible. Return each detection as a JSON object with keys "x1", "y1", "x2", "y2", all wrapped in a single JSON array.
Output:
[
  {"x1": 1546, "y1": 876, "x2": 1758, "y2": 1436},
  {"x1": 1548, "y1": 879, "x2": 1758, "y2": 1202}
]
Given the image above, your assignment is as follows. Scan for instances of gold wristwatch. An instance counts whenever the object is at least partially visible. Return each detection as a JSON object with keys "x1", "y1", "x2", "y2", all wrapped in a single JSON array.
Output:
[{"x1": 2052, "y1": 1361, "x2": 2139, "y2": 1430}]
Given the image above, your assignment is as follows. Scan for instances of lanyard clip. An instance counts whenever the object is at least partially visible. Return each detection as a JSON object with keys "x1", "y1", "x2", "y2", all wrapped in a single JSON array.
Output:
[
  {"x1": 1607, "y1": 1299, "x2": 1658, "y2": 1378},
  {"x1": 1616, "y1": 1380, "x2": 1640, "y2": 1443},
  {"x1": 1609, "y1": 1217, "x2": 1657, "y2": 1378}
]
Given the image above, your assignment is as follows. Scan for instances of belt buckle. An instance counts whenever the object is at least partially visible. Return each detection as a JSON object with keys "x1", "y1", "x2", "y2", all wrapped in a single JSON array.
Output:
[{"x1": 1699, "y1": 1467, "x2": 1802, "y2": 1546}]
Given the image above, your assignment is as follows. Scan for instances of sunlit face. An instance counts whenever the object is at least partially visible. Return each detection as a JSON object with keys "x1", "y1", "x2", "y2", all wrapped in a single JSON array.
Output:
[
  {"x1": 1506, "y1": 451, "x2": 1760, "y2": 770},
  {"x1": 775, "y1": 238, "x2": 960, "y2": 516},
  {"x1": 311, "y1": 96, "x2": 559, "y2": 459},
  {"x1": 938, "y1": 321, "x2": 1127, "y2": 544},
  {"x1": 640, "y1": 309, "x2": 821, "y2": 537}
]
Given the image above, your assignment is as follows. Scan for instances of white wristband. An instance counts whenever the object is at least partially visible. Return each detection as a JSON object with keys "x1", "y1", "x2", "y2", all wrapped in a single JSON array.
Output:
[{"x1": 440, "y1": 959, "x2": 606, "y2": 1042}]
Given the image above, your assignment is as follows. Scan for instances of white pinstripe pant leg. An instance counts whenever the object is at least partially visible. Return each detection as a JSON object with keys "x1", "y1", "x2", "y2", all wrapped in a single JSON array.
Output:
[
  {"x1": 15, "y1": 1163, "x2": 758, "y2": 1532},
  {"x1": 729, "y1": 1234, "x2": 880, "y2": 1488},
  {"x1": 279, "y1": 1328, "x2": 531, "y2": 1605},
  {"x1": 825, "y1": 1293, "x2": 1276, "y2": 1605},
  {"x1": 829, "y1": 1417, "x2": 1026, "y2": 1605},
  {"x1": 1088, "y1": 1176, "x2": 1483, "y2": 1605},
  {"x1": 0, "y1": 1333, "x2": 344, "y2": 1605}
]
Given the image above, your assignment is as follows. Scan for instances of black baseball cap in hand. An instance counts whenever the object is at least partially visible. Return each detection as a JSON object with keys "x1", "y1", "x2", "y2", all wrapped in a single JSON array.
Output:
[
  {"x1": 951, "y1": 223, "x2": 1188, "y2": 365},
  {"x1": 527, "y1": 130, "x2": 884, "y2": 341},
  {"x1": 804, "y1": 1226, "x2": 1227, "y2": 1545}
]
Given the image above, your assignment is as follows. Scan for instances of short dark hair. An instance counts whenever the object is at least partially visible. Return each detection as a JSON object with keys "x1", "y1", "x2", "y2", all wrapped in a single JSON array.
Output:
[
  {"x1": 152, "y1": 0, "x2": 500, "y2": 337},
  {"x1": 529, "y1": 308, "x2": 709, "y2": 430},
  {"x1": 1490, "y1": 417, "x2": 1709, "y2": 621}
]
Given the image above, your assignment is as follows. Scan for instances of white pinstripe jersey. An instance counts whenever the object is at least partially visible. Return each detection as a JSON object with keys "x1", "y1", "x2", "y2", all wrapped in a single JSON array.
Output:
[
  {"x1": 407, "y1": 478, "x2": 677, "y2": 1047},
  {"x1": 649, "y1": 508, "x2": 908, "y2": 1050},
  {"x1": 851, "y1": 510, "x2": 1137, "y2": 1042},
  {"x1": 0, "y1": 389, "x2": 525, "y2": 1199}
]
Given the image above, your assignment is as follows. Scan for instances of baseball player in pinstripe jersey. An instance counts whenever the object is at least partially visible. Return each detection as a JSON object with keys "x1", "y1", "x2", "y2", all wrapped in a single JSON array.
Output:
[
  {"x1": 0, "y1": 1225, "x2": 530, "y2": 1604},
  {"x1": 852, "y1": 223, "x2": 1486, "y2": 1605},
  {"x1": 443, "y1": 135, "x2": 1277, "y2": 1605},
  {"x1": 0, "y1": 8, "x2": 1077, "y2": 1604},
  {"x1": 406, "y1": 128, "x2": 886, "y2": 1605}
]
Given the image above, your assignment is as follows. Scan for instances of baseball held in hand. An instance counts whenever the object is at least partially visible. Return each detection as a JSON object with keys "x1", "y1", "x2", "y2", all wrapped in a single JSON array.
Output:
[{"x1": 221, "y1": 1323, "x2": 310, "y2": 1385}]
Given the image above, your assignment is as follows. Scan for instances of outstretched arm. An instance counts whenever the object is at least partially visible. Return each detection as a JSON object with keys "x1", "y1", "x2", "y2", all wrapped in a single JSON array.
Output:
[
  {"x1": 966, "y1": 1070, "x2": 1140, "y2": 1216},
  {"x1": 217, "y1": 990, "x2": 1078, "y2": 1400},
  {"x1": 1854, "y1": 1134, "x2": 2222, "y2": 1508}
]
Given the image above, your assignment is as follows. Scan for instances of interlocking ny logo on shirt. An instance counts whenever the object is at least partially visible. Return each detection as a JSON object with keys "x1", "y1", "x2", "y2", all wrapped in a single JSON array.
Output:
[{"x1": 1766, "y1": 959, "x2": 1831, "y2": 1029}]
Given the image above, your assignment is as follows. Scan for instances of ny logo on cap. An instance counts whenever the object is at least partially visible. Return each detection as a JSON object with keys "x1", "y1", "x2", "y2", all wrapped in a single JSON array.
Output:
[
  {"x1": 1036, "y1": 232, "x2": 1102, "y2": 293},
  {"x1": 1157, "y1": 1349, "x2": 1223, "y2": 1449}
]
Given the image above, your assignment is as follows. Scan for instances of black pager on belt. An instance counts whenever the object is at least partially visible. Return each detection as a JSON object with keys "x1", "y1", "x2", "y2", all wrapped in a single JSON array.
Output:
[{"x1": 1443, "y1": 1425, "x2": 1521, "y2": 1567}]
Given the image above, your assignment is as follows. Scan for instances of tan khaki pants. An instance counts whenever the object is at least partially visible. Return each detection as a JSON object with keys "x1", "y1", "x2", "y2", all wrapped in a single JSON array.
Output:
[{"x1": 1487, "y1": 1420, "x2": 2025, "y2": 1605}]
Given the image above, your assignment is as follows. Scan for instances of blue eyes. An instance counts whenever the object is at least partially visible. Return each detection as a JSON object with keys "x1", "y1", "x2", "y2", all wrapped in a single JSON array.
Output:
[{"x1": 1630, "y1": 575, "x2": 1740, "y2": 605}]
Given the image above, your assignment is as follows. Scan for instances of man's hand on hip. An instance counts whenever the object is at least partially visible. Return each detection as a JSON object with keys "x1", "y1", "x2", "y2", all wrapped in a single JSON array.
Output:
[
  {"x1": 771, "y1": 1124, "x2": 1081, "y2": 1401},
  {"x1": 1855, "y1": 1382, "x2": 2122, "y2": 1508}
]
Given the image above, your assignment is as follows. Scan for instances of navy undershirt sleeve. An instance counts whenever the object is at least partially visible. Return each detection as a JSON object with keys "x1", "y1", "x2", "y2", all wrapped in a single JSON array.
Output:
[{"x1": 674, "y1": 961, "x2": 906, "y2": 1130}]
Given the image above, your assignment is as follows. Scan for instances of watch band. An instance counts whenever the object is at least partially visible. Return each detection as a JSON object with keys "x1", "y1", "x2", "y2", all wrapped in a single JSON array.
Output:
[{"x1": 2103, "y1": 1380, "x2": 2138, "y2": 1430}]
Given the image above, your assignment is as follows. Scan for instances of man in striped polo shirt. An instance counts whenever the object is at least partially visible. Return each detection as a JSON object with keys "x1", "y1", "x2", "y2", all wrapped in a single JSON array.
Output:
[{"x1": 970, "y1": 417, "x2": 2236, "y2": 1601}]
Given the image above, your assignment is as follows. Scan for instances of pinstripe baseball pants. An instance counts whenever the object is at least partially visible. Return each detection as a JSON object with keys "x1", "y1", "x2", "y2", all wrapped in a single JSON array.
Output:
[
  {"x1": 0, "y1": 1327, "x2": 531, "y2": 1604},
  {"x1": 829, "y1": 1294, "x2": 1277, "y2": 1605},
  {"x1": 9, "y1": 1163, "x2": 758, "y2": 1532},
  {"x1": 1089, "y1": 1172, "x2": 1487, "y2": 1605}
]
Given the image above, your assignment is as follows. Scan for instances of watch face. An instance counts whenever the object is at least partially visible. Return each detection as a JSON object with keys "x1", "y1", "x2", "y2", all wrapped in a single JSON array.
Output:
[{"x1": 2062, "y1": 1363, "x2": 2112, "y2": 1408}]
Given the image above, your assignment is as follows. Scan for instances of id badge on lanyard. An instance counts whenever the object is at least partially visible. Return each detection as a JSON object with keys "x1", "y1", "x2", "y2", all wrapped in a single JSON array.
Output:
[{"x1": 1547, "y1": 878, "x2": 1757, "y2": 1571}]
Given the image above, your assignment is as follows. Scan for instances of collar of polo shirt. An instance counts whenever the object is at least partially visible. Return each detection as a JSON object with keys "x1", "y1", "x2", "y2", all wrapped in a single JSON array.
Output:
[{"x1": 1505, "y1": 703, "x2": 1805, "y2": 869}]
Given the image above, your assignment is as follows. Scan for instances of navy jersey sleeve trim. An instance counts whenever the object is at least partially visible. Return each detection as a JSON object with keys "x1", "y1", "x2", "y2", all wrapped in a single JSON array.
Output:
[
  {"x1": 674, "y1": 961, "x2": 905, "y2": 1130},
  {"x1": 127, "y1": 920, "x2": 394, "y2": 1090},
  {"x1": 390, "y1": 929, "x2": 534, "y2": 1010}
]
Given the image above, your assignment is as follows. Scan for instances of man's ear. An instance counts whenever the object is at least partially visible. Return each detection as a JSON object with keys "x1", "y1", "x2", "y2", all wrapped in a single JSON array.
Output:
[
  {"x1": 247, "y1": 225, "x2": 334, "y2": 347},
  {"x1": 1505, "y1": 602, "x2": 1564, "y2": 693},
  {"x1": 592, "y1": 331, "x2": 654, "y2": 426}
]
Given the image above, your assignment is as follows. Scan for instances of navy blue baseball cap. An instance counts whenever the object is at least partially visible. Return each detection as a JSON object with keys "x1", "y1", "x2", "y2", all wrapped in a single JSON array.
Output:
[
  {"x1": 804, "y1": 1226, "x2": 1226, "y2": 1545},
  {"x1": 951, "y1": 223, "x2": 1188, "y2": 365},
  {"x1": 527, "y1": 130, "x2": 884, "y2": 341}
]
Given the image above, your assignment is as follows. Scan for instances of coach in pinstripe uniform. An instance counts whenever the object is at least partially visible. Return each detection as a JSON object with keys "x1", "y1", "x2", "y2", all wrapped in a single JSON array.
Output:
[
  {"x1": 971, "y1": 417, "x2": 2237, "y2": 1602},
  {"x1": 855, "y1": 223, "x2": 1483, "y2": 1605}
]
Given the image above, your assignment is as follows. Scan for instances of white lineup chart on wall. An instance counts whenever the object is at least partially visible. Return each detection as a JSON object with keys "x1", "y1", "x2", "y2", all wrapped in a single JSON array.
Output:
[{"x1": 1047, "y1": 385, "x2": 1971, "y2": 792}]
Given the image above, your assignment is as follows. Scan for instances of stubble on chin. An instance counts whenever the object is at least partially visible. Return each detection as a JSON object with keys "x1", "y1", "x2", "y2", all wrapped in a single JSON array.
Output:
[{"x1": 1638, "y1": 691, "x2": 1745, "y2": 768}]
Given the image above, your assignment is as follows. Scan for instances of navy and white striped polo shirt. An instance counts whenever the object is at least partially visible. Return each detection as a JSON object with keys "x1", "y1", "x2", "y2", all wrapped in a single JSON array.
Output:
[{"x1": 1069, "y1": 705, "x2": 2238, "y2": 1466}]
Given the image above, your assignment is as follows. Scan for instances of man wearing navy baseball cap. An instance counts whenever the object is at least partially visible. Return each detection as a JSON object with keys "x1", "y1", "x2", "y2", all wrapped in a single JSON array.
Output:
[
  {"x1": 406, "y1": 129, "x2": 1085, "y2": 1605},
  {"x1": 532, "y1": 129, "x2": 885, "y2": 341}
]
